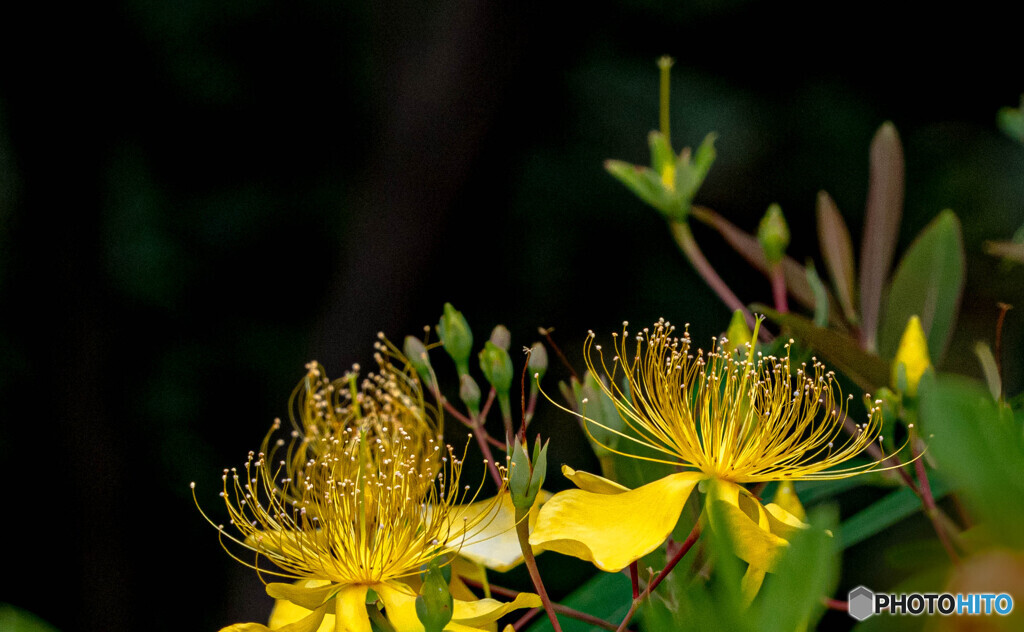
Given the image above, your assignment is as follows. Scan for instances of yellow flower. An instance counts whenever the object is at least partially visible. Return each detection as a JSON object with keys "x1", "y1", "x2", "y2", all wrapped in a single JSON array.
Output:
[
  {"x1": 892, "y1": 315, "x2": 931, "y2": 396},
  {"x1": 195, "y1": 357, "x2": 539, "y2": 632},
  {"x1": 530, "y1": 319, "x2": 896, "y2": 598}
]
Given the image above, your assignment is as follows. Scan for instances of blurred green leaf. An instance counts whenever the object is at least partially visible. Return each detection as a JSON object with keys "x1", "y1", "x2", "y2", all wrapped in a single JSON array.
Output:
[
  {"x1": 605, "y1": 160, "x2": 680, "y2": 218},
  {"x1": 641, "y1": 512, "x2": 754, "y2": 632},
  {"x1": 919, "y1": 373, "x2": 1024, "y2": 548},
  {"x1": 756, "y1": 306, "x2": 890, "y2": 391},
  {"x1": 984, "y1": 239, "x2": 1024, "y2": 264},
  {"x1": 878, "y1": 210, "x2": 964, "y2": 365},
  {"x1": 859, "y1": 122, "x2": 905, "y2": 353},
  {"x1": 839, "y1": 474, "x2": 951, "y2": 549},
  {"x1": 526, "y1": 572, "x2": 631, "y2": 632},
  {"x1": 755, "y1": 506, "x2": 840, "y2": 632},
  {"x1": 997, "y1": 96, "x2": 1024, "y2": 144},
  {"x1": 805, "y1": 261, "x2": 829, "y2": 328},
  {"x1": 572, "y1": 371, "x2": 624, "y2": 458},
  {"x1": 0, "y1": 605, "x2": 59, "y2": 632},
  {"x1": 816, "y1": 190, "x2": 858, "y2": 324},
  {"x1": 974, "y1": 342, "x2": 1002, "y2": 401}
]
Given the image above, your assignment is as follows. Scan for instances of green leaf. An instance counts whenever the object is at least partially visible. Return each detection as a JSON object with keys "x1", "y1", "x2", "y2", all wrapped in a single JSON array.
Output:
[
  {"x1": 974, "y1": 342, "x2": 1001, "y2": 401},
  {"x1": 997, "y1": 96, "x2": 1024, "y2": 144},
  {"x1": 604, "y1": 160, "x2": 679, "y2": 218},
  {"x1": 0, "y1": 605, "x2": 60, "y2": 632},
  {"x1": 859, "y1": 122, "x2": 905, "y2": 353},
  {"x1": 805, "y1": 261, "x2": 829, "y2": 328},
  {"x1": 816, "y1": 191, "x2": 858, "y2": 324},
  {"x1": 756, "y1": 307, "x2": 891, "y2": 391},
  {"x1": 919, "y1": 373, "x2": 1024, "y2": 548},
  {"x1": 525, "y1": 572, "x2": 631, "y2": 632},
  {"x1": 756, "y1": 506, "x2": 840, "y2": 632},
  {"x1": 839, "y1": 475, "x2": 951, "y2": 549},
  {"x1": 878, "y1": 210, "x2": 965, "y2": 365}
]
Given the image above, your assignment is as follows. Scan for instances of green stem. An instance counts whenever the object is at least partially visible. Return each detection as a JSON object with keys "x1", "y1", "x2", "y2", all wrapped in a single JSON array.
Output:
[
  {"x1": 658, "y1": 56, "x2": 674, "y2": 140},
  {"x1": 515, "y1": 512, "x2": 563, "y2": 632}
]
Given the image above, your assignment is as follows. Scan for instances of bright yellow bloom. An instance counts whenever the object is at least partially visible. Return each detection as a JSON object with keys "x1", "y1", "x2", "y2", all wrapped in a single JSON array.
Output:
[
  {"x1": 892, "y1": 315, "x2": 931, "y2": 396},
  {"x1": 195, "y1": 357, "x2": 539, "y2": 632},
  {"x1": 531, "y1": 319, "x2": 896, "y2": 598}
]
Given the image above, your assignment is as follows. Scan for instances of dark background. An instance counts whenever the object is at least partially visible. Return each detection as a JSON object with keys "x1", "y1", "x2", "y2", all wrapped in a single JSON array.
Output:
[{"x1": 1, "y1": 1, "x2": 1022, "y2": 631}]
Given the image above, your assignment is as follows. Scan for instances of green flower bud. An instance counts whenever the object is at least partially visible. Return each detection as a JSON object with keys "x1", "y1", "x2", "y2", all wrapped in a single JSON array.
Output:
[
  {"x1": 489, "y1": 325, "x2": 511, "y2": 351},
  {"x1": 723, "y1": 309, "x2": 753, "y2": 355},
  {"x1": 403, "y1": 336, "x2": 434, "y2": 387},
  {"x1": 437, "y1": 303, "x2": 473, "y2": 376},
  {"x1": 478, "y1": 341, "x2": 513, "y2": 393},
  {"x1": 459, "y1": 374, "x2": 481, "y2": 417},
  {"x1": 415, "y1": 558, "x2": 453, "y2": 632},
  {"x1": 528, "y1": 436, "x2": 549, "y2": 506},
  {"x1": 509, "y1": 437, "x2": 549, "y2": 512},
  {"x1": 757, "y1": 203, "x2": 790, "y2": 265},
  {"x1": 528, "y1": 342, "x2": 548, "y2": 381}
]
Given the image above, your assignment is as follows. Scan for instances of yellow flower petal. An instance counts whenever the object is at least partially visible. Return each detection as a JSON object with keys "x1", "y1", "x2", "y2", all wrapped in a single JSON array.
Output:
[
  {"x1": 706, "y1": 480, "x2": 788, "y2": 571},
  {"x1": 892, "y1": 315, "x2": 931, "y2": 396},
  {"x1": 268, "y1": 581, "x2": 336, "y2": 632},
  {"x1": 763, "y1": 503, "x2": 809, "y2": 541},
  {"x1": 374, "y1": 582, "x2": 540, "y2": 632},
  {"x1": 451, "y1": 593, "x2": 542, "y2": 627},
  {"x1": 221, "y1": 602, "x2": 330, "y2": 632},
  {"x1": 267, "y1": 581, "x2": 339, "y2": 611},
  {"x1": 740, "y1": 565, "x2": 766, "y2": 606},
  {"x1": 561, "y1": 465, "x2": 628, "y2": 494},
  {"x1": 451, "y1": 492, "x2": 551, "y2": 572},
  {"x1": 375, "y1": 583, "x2": 424, "y2": 632},
  {"x1": 769, "y1": 481, "x2": 806, "y2": 522},
  {"x1": 335, "y1": 585, "x2": 372, "y2": 632},
  {"x1": 529, "y1": 471, "x2": 704, "y2": 571}
]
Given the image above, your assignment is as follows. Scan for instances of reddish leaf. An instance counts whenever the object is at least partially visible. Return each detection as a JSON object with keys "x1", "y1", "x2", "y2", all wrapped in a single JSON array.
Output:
[{"x1": 858, "y1": 122, "x2": 905, "y2": 352}]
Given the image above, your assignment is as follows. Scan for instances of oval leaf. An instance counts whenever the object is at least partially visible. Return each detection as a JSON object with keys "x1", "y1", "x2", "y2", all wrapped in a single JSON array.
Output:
[
  {"x1": 816, "y1": 191, "x2": 857, "y2": 323},
  {"x1": 878, "y1": 210, "x2": 965, "y2": 364},
  {"x1": 859, "y1": 122, "x2": 905, "y2": 352}
]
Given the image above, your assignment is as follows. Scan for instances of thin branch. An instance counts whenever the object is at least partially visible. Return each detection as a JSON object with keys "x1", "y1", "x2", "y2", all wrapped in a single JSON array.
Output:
[
  {"x1": 540, "y1": 327, "x2": 578, "y2": 380},
  {"x1": 912, "y1": 438, "x2": 961, "y2": 565},
  {"x1": 615, "y1": 523, "x2": 702, "y2": 632},
  {"x1": 463, "y1": 580, "x2": 618, "y2": 631},
  {"x1": 516, "y1": 516, "x2": 562, "y2": 632}
]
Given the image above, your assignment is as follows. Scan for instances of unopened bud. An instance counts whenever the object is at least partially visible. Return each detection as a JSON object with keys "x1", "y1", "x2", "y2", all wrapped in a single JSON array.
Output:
[
  {"x1": 479, "y1": 342, "x2": 513, "y2": 394},
  {"x1": 404, "y1": 336, "x2": 433, "y2": 386},
  {"x1": 459, "y1": 374, "x2": 481, "y2": 417},
  {"x1": 892, "y1": 315, "x2": 931, "y2": 397},
  {"x1": 528, "y1": 342, "x2": 548, "y2": 381},
  {"x1": 509, "y1": 437, "x2": 549, "y2": 512},
  {"x1": 723, "y1": 310, "x2": 753, "y2": 354},
  {"x1": 416, "y1": 558, "x2": 453, "y2": 632},
  {"x1": 437, "y1": 303, "x2": 473, "y2": 376},
  {"x1": 489, "y1": 325, "x2": 511, "y2": 351},
  {"x1": 758, "y1": 203, "x2": 790, "y2": 265}
]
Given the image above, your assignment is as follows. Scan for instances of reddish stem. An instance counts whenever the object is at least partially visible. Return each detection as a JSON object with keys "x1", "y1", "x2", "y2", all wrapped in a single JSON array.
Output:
[
  {"x1": 462, "y1": 580, "x2": 618, "y2": 631},
  {"x1": 771, "y1": 265, "x2": 788, "y2": 313},
  {"x1": 615, "y1": 523, "x2": 702, "y2": 632},
  {"x1": 913, "y1": 441, "x2": 961, "y2": 565}
]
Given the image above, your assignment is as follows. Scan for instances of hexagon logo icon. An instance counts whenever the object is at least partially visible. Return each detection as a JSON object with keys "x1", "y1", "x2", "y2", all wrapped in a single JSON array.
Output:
[{"x1": 848, "y1": 586, "x2": 875, "y2": 621}]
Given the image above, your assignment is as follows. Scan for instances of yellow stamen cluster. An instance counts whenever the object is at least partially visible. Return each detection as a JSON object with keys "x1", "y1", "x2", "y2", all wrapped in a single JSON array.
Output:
[
  {"x1": 194, "y1": 349, "x2": 506, "y2": 586},
  {"x1": 581, "y1": 318, "x2": 889, "y2": 483}
]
